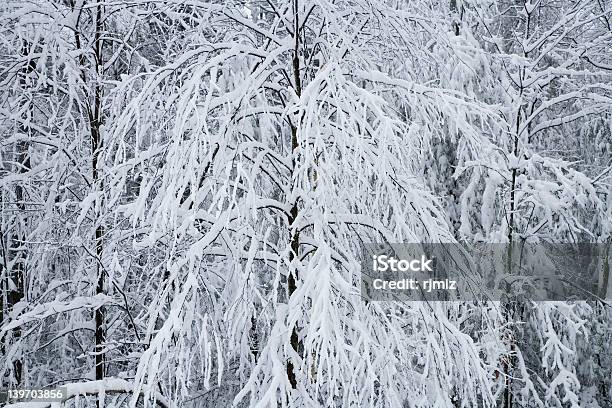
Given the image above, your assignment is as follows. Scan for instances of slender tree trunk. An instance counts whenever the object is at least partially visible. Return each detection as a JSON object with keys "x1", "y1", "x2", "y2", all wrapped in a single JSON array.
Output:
[
  {"x1": 450, "y1": 0, "x2": 460, "y2": 35},
  {"x1": 286, "y1": 0, "x2": 303, "y2": 390},
  {"x1": 89, "y1": 3, "x2": 106, "y2": 397},
  {"x1": 503, "y1": 5, "x2": 533, "y2": 406},
  {"x1": 8, "y1": 144, "x2": 29, "y2": 387},
  {"x1": 70, "y1": 0, "x2": 106, "y2": 390}
]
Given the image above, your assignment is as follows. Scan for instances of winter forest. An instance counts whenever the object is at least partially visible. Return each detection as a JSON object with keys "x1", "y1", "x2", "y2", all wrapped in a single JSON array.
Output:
[{"x1": 1, "y1": 0, "x2": 611, "y2": 407}]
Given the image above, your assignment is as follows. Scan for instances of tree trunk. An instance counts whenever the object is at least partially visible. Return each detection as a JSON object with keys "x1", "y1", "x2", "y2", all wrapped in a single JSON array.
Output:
[
  {"x1": 89, "y1": 3, "x2": 106, "y2": 398},
  {"x1": 286, "y1": 0, "x2": 303, "y2": 390},
  {"x1": 450, "y1": 0, "x2": 460, "y2": 35}
]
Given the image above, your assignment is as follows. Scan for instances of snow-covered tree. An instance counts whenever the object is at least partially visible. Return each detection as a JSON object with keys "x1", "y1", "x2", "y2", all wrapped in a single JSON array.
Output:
[
  {"x1": 449, "y1": 1, "x2": 612, "y2": 406},
  {"x1": 0, "y1": 0, "x2": 162, "y2": 398},
  {"x1": 104, "y1": 1, "x2": 509, "y2": 406}
]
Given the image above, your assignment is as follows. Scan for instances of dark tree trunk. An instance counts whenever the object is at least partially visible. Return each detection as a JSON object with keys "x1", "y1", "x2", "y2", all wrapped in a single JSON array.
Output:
[{"x1": 286, "y1": 0, "x2": 303, "y2": 390}]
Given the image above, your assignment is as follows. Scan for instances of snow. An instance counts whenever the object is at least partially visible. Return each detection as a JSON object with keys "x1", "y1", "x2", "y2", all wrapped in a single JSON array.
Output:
[{"x1": 1, "y1": 0, "x2": 611, "y2": 407}]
